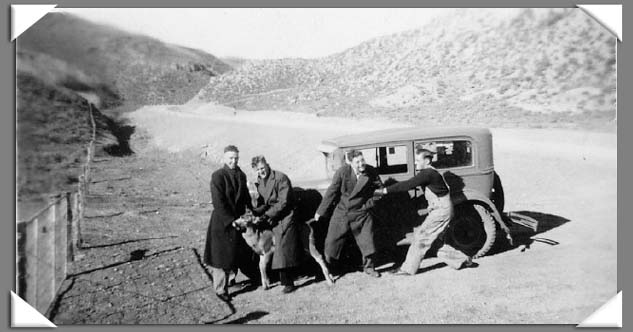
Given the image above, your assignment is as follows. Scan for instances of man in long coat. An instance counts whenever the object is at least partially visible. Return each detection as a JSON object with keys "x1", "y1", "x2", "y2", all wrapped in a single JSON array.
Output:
[
  {"x1": 314, "y1": 150, "x2": 384, "y2": 278},
  {"x1": 203, "y1": 145, "x2": 258, "y2": 302},
  {"x1": 251, "y1": 156, "x2": 302, "y2": 294}
]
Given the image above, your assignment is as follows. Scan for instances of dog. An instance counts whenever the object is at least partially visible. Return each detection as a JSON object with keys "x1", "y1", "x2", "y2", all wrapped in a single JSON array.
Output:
[{"x1": 232, "y1": 211, "x2": 334, "y2": 290}]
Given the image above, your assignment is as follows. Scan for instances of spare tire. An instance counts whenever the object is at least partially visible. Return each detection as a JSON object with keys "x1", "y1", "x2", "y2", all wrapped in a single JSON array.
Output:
[{"x1": 446, "y1": 203, "x2": 496, "y2": 258}]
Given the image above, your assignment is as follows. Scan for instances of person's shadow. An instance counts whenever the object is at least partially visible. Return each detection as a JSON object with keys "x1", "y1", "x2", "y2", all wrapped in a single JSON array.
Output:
[{"x1": 223, "y1": 311, "x2": 269, "y2": 324}]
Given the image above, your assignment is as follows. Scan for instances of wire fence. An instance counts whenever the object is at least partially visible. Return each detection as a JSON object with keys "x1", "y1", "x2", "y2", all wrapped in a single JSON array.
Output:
[{"x1": 16, "y1": 102, "x2": 97, "y2": 315}]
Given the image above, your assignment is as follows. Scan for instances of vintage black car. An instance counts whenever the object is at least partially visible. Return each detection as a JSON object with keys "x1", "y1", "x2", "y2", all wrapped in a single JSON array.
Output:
[{"x1": 307, "y1": 127, "x2": 513, "y2": 258}]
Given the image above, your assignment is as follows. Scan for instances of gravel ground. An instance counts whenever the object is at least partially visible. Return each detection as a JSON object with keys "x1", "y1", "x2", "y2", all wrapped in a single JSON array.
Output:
[{"x1": 50, "y1": 104, "x2": 616, "y2": 324}]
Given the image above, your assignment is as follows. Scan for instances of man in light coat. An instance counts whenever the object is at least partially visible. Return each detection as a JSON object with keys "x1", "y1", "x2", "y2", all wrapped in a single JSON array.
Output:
[{"x1": 251, "y1": 156, "x2": 302, "y2": 294}]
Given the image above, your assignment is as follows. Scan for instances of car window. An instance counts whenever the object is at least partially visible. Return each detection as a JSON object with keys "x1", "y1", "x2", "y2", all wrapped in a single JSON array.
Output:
[
  {"x1": 352, "y1": 145, "x2": 408, "y2": 175},
  {"x1": 417, "y1": 140, "x2": 473, "y2": 169},
  {"x1": 358, "y1": 148, "x2": 378, "y2": 167}
]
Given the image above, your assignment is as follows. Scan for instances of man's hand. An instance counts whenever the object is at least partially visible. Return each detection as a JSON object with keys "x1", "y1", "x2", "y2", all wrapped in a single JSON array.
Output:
[
  {"x1": 374, "y1": 188, "x2": 387, "y2": 196},
  {"x1": 417, "y1": 208, "x2": 429, "y2": 216}
]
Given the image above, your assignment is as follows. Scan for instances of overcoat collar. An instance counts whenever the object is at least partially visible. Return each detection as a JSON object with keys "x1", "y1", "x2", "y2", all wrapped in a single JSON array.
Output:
[
  {"x1": 223, "y1": 164, "x2": 243, "y2": 204},
  {"x1": 255, "y1": 169, "x2": 277, "y2": 201},
  {"x1": 223, "y1": 164, "x2": 240, "y2": 173}
]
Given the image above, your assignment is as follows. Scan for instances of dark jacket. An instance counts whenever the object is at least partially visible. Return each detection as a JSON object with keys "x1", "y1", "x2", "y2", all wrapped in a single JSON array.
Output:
[
  {"x1": 316, "y1": 164, "x2": 383, "y2": 220},
  {"x1": 203, "y1": 165, "x2": 253, "y2": 269},
  {"x1": 386, "y1": 167, "x2": 449, "y2": 197},
  {"x1": 254, "y1": 170, "x2": 301, "y2": 270}
]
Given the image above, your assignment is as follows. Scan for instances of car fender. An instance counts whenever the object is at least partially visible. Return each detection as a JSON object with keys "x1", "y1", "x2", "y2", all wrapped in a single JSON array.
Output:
[{"x1": 452, "y1": 188, "x2": 514, "y2": 245}]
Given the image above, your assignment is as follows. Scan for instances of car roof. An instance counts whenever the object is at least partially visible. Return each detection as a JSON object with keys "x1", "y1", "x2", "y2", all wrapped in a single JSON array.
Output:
[{"x1": 321, "y1": 127, "x2": 491, "y2": 148}]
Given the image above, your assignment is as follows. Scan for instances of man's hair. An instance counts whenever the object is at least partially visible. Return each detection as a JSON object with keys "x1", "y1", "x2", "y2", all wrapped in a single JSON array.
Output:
[
  {"x1": 224, "y1": 145, "x2": 239, "y2": 153},
  {"x1": 348, "y1": 149, "x2": 364, "y2": 161},
  {"x1": 415, "y1": 146, "x2": 434, "y2": 162},
  {"x1": 251, "y1": 155, "x2": 268, "y2": 168}
]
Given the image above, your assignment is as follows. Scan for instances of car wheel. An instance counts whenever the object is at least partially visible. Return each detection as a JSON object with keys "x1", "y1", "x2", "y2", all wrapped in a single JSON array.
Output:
[
  {"x1": 491, "y1": 171, "x2": 505, "y2": 213},
  {"x1": 446, "y1": 204, "x2": 496, "y2": 258}
]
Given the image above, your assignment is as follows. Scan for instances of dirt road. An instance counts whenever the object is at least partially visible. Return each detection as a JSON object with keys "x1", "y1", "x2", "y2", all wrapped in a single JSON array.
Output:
[{"x1": 51, "y1": 103, "x2": 616, "y2": 324}]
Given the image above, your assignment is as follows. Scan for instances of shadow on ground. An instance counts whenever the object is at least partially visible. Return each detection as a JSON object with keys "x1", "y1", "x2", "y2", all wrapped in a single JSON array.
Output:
[
  {"x1": 223, "y1": 311, "x2": 269, "y2": 324},
  {"x1": 92, "y1": 104, "x2": 136, "y2": 156},
  {"x1": 487, "y1": 210, "x2": 571, "y2": 256},
  {"x1": 288, "y1": 185, "x2": 572, "y2": 277}
]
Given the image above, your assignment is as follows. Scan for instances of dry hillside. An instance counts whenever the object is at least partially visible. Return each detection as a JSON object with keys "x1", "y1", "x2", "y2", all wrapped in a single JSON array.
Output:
[
  {"x1": 16, "y1": 71, "x2": 136, "y2": 205},
  {"x1": 19, "y1": 12, "x2": 232, "y2": 107},
  {"x1": 16, "y1": 12, "x2": 232, "y2": 204},
  {"x1": 17, "y1": 73, "x2": 93, "y2": 202},
  {"x1": 193, "y1": 8, "x2": 616, "y2": 130}
]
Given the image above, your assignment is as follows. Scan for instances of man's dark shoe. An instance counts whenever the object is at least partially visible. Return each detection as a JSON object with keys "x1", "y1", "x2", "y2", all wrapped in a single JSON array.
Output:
[
  {"x1": 364, "y1": 267, "x2": 381, "y2": 278},
  {"x1": 216, "y1": 293, "x2": 232, "y2": 302},
  {"x1": 282, "y1": 285, "x2": 297, "y2": 294}
]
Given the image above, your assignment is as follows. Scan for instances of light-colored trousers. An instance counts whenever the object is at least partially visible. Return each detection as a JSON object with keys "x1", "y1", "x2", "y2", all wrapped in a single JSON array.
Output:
[
  {"x1": 400, "y1": 199, "x2": 469, "y2": 274},
  {"x1": 210, "y1": 267, "x2": 230, "y2": 295}
]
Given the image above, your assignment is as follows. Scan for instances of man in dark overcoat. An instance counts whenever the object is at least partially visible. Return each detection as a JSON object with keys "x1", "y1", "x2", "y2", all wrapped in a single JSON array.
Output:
[
  {"x1": 203, "y1": 145, "x2": 258, "y2": 302},
  {"x1": 314, "y1": 149, "x2": 384, "y2": 278},
  {"x1": 251, "y1": 155, "x2": 302, "y2": 294}
]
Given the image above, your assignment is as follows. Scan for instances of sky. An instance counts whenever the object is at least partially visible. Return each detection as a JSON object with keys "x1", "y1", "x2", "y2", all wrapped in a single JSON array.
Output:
[{"x1": 58, "y1": 8, "x2": 452, "y2": 59}]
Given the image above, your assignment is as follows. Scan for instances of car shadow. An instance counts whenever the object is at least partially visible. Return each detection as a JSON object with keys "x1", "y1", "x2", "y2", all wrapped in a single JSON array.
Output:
[
  {"x1": 291, "y1": 182, "x2": 570, "y2": 275},
  {"x1": 372, "y1": 174, "x2": 571, "y2": 264},
  {"x1": 486, "y1": 210, "x2": 570, "y2": 256}
]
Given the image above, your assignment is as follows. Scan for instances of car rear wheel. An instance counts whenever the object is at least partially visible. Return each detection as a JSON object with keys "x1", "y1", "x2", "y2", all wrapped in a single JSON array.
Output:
[{"x1": 446, "y1": 203, "x2": 496, "y2": 258}]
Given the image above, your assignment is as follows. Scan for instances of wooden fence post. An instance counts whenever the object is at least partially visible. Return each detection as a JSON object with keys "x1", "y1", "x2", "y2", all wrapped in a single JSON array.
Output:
[
  {"x1": 17, "y1": 219, "x2": 38, "y2": 306},
  {"x1": 54, "y1": 196, "x2": 67, "y2": 291},
  {"x1": 76, "y1": 175, "x2": 85, "y2": 250},
  {"x1": 36, "y1": 203, "x2": 56, "y2": 313},
  {"x1": 67, "y1": 192, "x2": 77, "y2": 261}
]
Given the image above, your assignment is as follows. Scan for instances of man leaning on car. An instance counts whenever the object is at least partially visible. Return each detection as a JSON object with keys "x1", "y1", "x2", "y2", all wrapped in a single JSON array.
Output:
[{"x1": 314, "y1": 149, "x2": 384, "y2": 278}]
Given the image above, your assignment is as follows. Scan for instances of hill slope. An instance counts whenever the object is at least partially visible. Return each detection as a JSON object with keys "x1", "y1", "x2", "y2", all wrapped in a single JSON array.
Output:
[
  {"x1": 19, "y1": 12, "x2": 232, "y2": 107},
  {"x1": 193, "y1": 8, "x2": 616, "y2": 130},
  {"x1": 17, "y1": 12, "x2": 232, "y2": 202},
  {"x1": 17, "y1": 73, "x2": 93, "y2": 201}
]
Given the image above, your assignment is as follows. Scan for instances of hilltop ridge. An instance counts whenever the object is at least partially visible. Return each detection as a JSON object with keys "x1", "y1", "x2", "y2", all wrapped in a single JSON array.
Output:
[{"x1": 193, "y1": 8, "x2": 616, "y2": 130}]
